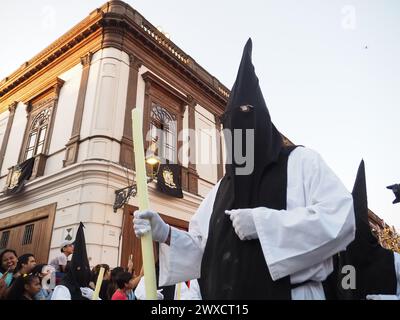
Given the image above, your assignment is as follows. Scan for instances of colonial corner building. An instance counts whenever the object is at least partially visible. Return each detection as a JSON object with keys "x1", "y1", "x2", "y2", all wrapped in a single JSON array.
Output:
[
  {"x1": 0, "y1": 1, "x2": 395, "y2": 270},
  {"x1": 0, "y1": 0, "x2": 229, "y2": 269}
]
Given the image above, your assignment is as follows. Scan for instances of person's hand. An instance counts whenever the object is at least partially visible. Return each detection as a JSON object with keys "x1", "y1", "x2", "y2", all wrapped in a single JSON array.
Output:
[
  {"x1": 127, "y1": 256, "x2": 134, "y2": 272},
  {"x1": 80, "y1": 287, "x2": 96, "y2": 300},
  {"x1": 1, "y1": 268, "x2": 10, "y2": 280},
  {"x1": 133, "y1": 210, "x2": 170, "y2": 243},
  {"x1": 225, "y1": 209, "x2": 258, "y2": 240},
  {"x1": 139, "y1": 266, "x2": 144, "y2": 277}
]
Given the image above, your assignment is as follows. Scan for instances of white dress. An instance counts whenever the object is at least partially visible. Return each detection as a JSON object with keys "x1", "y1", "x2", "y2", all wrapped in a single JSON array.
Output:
[{"x1": 159, "y1": 147, "x2": 356, "y2": 300}]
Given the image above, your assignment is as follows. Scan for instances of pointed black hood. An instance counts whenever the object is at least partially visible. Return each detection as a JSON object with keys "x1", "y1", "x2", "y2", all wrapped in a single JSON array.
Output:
[
  {"x1": 222, "y1": 38, "x2": 283, "y2": 208},
  {"x1": 348, "y1": 161, "x2": 397, "y2": 298},
  {"x1": 324, "y1": 161, "x2": 397, "y2": 299},
  {"x1": 61, "y1": 222, "x2": 91, "y2": 299},
  {"x1": 351, "y1": 160, "x2": 378, "y2": 246}
]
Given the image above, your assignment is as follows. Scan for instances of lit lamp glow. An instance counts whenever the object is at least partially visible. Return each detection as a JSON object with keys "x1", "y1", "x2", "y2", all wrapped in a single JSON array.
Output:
[
  {"x1": 146, "y1": 154, "x2": 160, "y2": 166},
  {"x1": 145, "y1": 141, "x2": 161, "y2": 179}
]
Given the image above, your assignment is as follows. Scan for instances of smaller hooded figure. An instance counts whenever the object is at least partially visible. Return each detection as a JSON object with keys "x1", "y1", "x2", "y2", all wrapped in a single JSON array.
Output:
[
  {"x1": 51, "y1": 222, "x2": 94, "y2": 300},
  {"x1": 323, "y1": 161, "x2": 398, "y2": 299}
]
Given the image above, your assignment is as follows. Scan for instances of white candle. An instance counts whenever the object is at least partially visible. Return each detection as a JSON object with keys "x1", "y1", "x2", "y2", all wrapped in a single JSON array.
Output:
[
  {"x1": 92, "y1": 267, "x2": 105, "y2": 300},
  {"x1": 176, "y1": 282, "x2": 182, "y2": 300},
  {"x1": 132, "y1": 108, "x2": 157, "y2": 300}
]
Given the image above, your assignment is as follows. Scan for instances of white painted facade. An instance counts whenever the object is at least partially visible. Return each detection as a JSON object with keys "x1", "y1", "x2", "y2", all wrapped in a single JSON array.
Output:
[
  {"x1": 0, "y1": 111, "x2": 9, "y2": 150},
  {"x1": 0, "y1": 47, "x2": 221, "y2": 268}
]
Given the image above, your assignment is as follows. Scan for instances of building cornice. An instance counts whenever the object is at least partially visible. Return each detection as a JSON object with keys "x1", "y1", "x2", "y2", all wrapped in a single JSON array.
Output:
[
  {"x1": 0, "y1": 0, "x2": 229, "y2": 113},
  {"x1": 0, "y1": 10, "x2": 103, "y2": 109}
]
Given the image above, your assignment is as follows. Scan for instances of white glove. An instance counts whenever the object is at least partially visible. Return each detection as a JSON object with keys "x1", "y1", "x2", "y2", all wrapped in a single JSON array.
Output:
[
  {"x1": 225, "y1": 209, "x2": 258, "y2": 240},
  {"x1": 133, "y1": 210, "x2": 170, "y2": 243},
  {"x1": 80, "y1": 287, "x2": 100, "y2": 300},
  {"x1": 157, "y1": 289, "x2": 164, "y2": 300},
  {"x1": 366, "y1": 294, "x2": 399, "y2": 300}
]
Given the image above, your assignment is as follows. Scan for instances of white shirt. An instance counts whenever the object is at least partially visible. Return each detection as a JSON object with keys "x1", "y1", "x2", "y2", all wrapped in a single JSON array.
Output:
[
  {"x1": 49, "y1": 254, "x2": 68, "y2": 272},
  {"x1": 159, "y1": 147, "x2": 356, "y2": 300}
]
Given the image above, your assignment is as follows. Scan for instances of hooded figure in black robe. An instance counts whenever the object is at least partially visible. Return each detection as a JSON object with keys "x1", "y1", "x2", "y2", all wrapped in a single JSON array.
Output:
[
  {"x1": 199, "y1": 39, "x2": 298, "y2": 299},
  {"x1": 61, "y1": 222, "x2": 92, "y2": 300},
  {"x1": 323, "y1": 160, "x2": 397, "y2": 299}
]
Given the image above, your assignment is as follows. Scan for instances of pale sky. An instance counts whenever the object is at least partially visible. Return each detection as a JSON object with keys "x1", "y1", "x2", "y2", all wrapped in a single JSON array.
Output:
[{"x1": 1, "y1": 0, "x2": 399, "y2": 229}]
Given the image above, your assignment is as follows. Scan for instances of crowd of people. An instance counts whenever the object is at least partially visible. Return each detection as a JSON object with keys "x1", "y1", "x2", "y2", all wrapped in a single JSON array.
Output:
[
  {"x1": 0, "y1": 247, "x2": 141, "y2": 300},
  {"x1": 0, "y1": 223, "x2": 199, "y2": 301}
]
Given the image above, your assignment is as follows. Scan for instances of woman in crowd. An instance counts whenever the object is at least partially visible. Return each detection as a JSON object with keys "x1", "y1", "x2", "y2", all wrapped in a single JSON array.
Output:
[
  {"x1": 0, "y1": 249, "x2": 18, "y2": 285},
  {"x1": 0, "y1": 249, "x2": 18, "y2": 299}
]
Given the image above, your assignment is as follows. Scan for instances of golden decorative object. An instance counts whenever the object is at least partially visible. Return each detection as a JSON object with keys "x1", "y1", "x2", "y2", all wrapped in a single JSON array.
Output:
[{"x1": 375, "y1": 225, "x2": 400, "y2": 253}]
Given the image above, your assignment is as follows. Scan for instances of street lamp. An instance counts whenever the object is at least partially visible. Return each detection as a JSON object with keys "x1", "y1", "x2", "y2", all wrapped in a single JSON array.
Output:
[
  {"x1": 145, "y1": 152, "x2": 161, "y2": 180},
  {"x1": 113, "y1": 151, "x2": 161, "y2": 212}
]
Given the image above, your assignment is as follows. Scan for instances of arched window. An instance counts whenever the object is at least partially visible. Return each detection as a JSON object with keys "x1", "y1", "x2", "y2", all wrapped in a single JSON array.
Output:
[
  {"x1": 25, "y1": 108, "x2": 51, "y2": 160},
  {"x1": 150, "y1": 103, "x2": 177, "y2": 162}
]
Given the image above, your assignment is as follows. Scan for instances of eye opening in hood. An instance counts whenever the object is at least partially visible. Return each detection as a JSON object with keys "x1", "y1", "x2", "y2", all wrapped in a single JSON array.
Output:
[{"x1": 239, "y1": 104, "x2": 254, "y2": 112}]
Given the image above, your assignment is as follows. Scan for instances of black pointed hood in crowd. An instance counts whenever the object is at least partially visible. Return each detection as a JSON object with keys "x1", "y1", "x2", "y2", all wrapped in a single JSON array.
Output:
[
  {"x1": 61, "y1": 222, "x2": 91, "y2": 299},
  {"x1": 329, "y1": 161, "x2": 397, "y2": 299},
  {"x1": 222, "y1": 38, "x2": 283, "y2": 208},
  {"x1": 324, "y1": 161, "x2": 397, "y2": 300},
  {"x1": 351, "y1": 160, "x2": 379, "y2": 248},
  {"x1": 348, "y1": 161, "x2": 397, "y2": 298}
]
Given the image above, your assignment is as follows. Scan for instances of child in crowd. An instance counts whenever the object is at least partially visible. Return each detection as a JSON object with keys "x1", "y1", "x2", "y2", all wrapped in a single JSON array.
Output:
[
  {"x1": 6, "y1": 273, "x2": 42, "y2": 300},
  {"x1": 49, "y1": 240, "x2": 74, "y2": 273},
  {"x1": 111, "y1": 272, "x2": 135, "y2": 300},
  {"x1": 31, "y1": 264, "x2": 56, "y2": 300}
]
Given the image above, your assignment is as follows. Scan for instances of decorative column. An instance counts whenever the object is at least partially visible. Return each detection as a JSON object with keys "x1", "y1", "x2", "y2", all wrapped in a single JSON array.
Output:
[
  {"x1": 215, "y1": 114, "x2": 224, "y2": 180},
  {"x1": 119, "y1": 54, "x2": 142, "y2": 169},
  {"x1": 186, "y1": 96, "x2": 199, "y2": 194},
  {"x1": 0, "y1": 102, "x2": 18, "y2": 172},
  {"x1": 63, "y1": 52, "x2": 93, "y2": 167}
]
